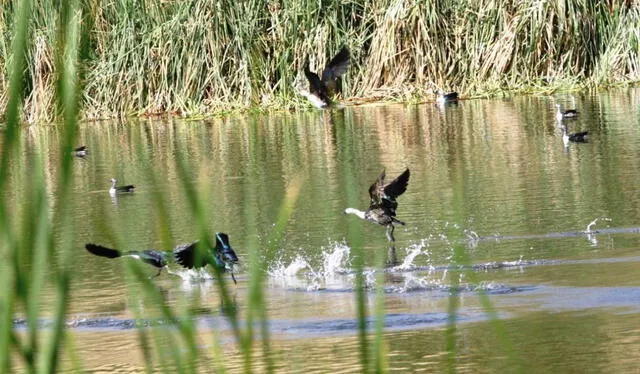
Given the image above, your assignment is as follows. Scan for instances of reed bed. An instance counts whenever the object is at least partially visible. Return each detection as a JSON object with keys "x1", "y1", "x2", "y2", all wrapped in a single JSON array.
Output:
[{"x1": 0, "y1": 0, "x2": 638, "y2": 123}]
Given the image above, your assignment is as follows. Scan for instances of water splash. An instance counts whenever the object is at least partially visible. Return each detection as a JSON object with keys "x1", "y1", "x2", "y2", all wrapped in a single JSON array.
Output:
[
  {"x1": 321, "y1": 242, "x2": 351, "y2": 276},
  {"x1": 167, "y1": 268, "x2": 214, "y2": 282},
  {"x1": 269, "y1": 255, "x2": 311, "y2": 278},
  {"x1": 585, "y1": 217, "x2": 612, "y2": 246},
  {"x1": 308, "y1": 241, "x2": 352, "y2": 291},
  {"x1": 267, "y1": 254, "x2": 313, "y2": 289},
  {"x1": 585, "y1": 217, "x2": 612, "y2": 233},
  {"x1": 386, "y1": 271, "x2": 442, "y2": 293},
  {"x1": 363, "y1": 270, "x2": 377, "y2": 289},
  {"x1": 266, "y1": 238, "x2": 538, "y2": 294},
  {"x1": 465, "y1": 229, "x2": 480, "y2": 249},
  {"x1": 268, "y1": 241, "x2": 352, "y2": 291},
  {"x1": 393, "y1": 240, "x2": 429, "y2": 271}
]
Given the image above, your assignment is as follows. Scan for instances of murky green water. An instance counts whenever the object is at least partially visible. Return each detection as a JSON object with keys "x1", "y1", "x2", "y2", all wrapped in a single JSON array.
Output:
[{"x1": 5, "y1": 88, "x2": 640, "y2": 372}]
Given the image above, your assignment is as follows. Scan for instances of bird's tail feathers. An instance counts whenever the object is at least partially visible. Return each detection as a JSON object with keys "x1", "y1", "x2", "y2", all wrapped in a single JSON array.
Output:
[{"x1": 85, "y1": 243, "x2": 122, "y2": 259}]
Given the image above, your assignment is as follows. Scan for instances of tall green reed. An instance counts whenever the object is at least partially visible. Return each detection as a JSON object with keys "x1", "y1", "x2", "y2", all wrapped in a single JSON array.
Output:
[
  {"x1": 1, "y1": 0, "x2": 638, "y2": 123},
  {"x1": 0, "y1": 0, "x2": 83, "y2": 372}
]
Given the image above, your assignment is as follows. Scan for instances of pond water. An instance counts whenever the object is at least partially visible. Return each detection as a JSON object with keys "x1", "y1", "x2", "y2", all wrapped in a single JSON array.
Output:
[{"x1": 5, "y1": 88, "x2": 640, "y2": 372}]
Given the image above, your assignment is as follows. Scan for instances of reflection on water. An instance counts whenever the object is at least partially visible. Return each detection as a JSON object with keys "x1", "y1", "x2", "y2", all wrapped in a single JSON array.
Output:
[
  {"x1": 56, "y1": 308, "x2": 640, "y2": 373},
  {"x1": 5, "y1": 88, "x2": 640, "y2": 372}
]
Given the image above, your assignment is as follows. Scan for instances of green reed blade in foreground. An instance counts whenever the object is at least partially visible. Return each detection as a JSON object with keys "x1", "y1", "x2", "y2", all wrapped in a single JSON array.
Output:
[
  {"x1": 442, "y1": 171, "x2": 522, "y2": 373},
  {"x1": 0, "y1": 0, "x2": 33, "y2": 371},
  {"x1": 336, "y1": 118, "x2": 369, "y2": 372},
  {"x1": 42, "y1": 0, "x2": 84, "y2": 372},
  {"x1": 372, "y1": 240, "x2": 389, "y2": 373},
  {"x1": 0, "y1": 0, "x2": 86, "y2": 372}
]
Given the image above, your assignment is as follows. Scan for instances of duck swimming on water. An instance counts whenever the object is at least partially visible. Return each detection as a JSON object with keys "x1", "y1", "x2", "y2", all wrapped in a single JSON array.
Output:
[
  {"x1": 344, "y1": 168, "x2": 410, "y2": 243},
  {"x1": 109, "y1": 178, "x2": 135, "y2": 195},
  {"x1": 436, "y1": 90, "x2": 459, "y2": 105},
  {"x1": 298, "y1": 46, "x2": 351, "y2": 109},
  {"x1": 561, "y1": 124, "x2": 588, "y2": 146},
  {"x1": 555, "y1": 104, "x2": 579, "y2": 121},
  {"x1": 85, "y1": 232, "x2": 239, "y2": 283},
  {"x1": 72, "y1": 146, "x2": 88, "y2": 157}
]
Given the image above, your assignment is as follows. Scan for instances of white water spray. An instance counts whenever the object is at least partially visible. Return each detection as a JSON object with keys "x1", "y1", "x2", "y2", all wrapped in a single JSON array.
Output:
[
  {"x1": 168, "y1": 268, "x2": 214, "y2": 282},
  {"x1": 585, "y1": 217, "x2": 612, "y2": 246},
  {"x1": 394, "y1": 240, "x2": 429, "y2": 270},
  {"x1": 267, "y1": 241, "x2": 352, "y2": 291}
]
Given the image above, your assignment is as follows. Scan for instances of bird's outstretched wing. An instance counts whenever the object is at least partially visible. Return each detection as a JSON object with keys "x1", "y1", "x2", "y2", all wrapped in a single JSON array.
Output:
[
  {"x1": 304, "y1": 64, "x2": 329, "y2": 98},
  {"x1": 321, "y1": 46, "x2": 350, "y2": 84},
  {"x1": 383, "y1": 168, "x2": 410, "y2": 200},
  {"x1": 368, "y1": 169, "x2": 387, "y2": 204},
  {"x1": 444, "y1": 92, "x2": 459, "y2": 101},
  {"x1": 173, "y1": 241, "x2": 210, "y2": 269}
]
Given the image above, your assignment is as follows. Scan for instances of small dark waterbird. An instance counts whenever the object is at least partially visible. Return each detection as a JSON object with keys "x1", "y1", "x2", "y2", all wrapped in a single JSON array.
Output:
[
  {"x1": 555, "y1": 104, "x2": 579, "y2": 121},
  {"x1": 72, "y1": 146, "x2": 88, "y2": 157},
  {"x1": 344, "y1": 168, "x2": 410, "y2": 243},
  {"x1": 561, "y1": 124, "x2": 589, "y2": 146},
  {"x1": 109, "y1": 178, "x2": 135, "y2": 195},
  {"x1": 301, "y1": 46, "x2": 351, "y2": 109},
  {"x1": 436, "y1": 90, "x2": 459, "y2": 105},
  {"x1": 85, "y1": 233, "x2": 239, "y2": 283}
]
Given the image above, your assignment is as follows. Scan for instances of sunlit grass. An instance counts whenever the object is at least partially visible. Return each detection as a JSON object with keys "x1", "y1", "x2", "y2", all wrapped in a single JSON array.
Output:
[{"x1": 0, "y1": 0, "x2": 638, "y2": 123}]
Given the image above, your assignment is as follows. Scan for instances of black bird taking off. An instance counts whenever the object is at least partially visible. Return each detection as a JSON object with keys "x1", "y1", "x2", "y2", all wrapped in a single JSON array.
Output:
[
  {"x1": 85, "y1": 233, "x2": 239, "y2": 283},
  {"x1": 344, "y1": 168, "x2": 410, "y2": 243},
  {"x1": 300, "y1": 46, "x2": 351, "y2": 109}
]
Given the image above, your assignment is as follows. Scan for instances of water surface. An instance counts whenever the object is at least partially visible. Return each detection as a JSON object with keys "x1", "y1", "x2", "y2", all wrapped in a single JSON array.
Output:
[{"x1": 5, "y1": 88, "x2": 640, "y2": 372}]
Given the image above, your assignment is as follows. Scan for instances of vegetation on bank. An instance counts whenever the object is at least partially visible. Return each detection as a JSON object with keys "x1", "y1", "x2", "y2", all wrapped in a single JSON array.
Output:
[{"x1": 0, "y1": 0, "x2": 638, "y2": 123}]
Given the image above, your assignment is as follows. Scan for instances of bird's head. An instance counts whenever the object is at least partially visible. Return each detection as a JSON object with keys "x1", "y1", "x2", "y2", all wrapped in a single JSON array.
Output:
[
  {"x1": 213, "y1": 232, "x2": 239, "y2": 284},
  {"x1": 214, "y1": 232, "x2": 238, "y2": 267}
]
